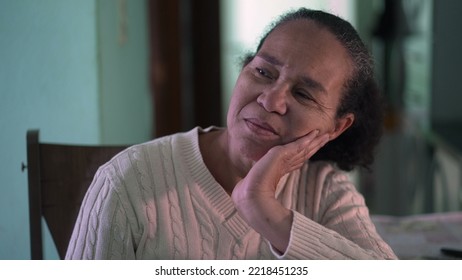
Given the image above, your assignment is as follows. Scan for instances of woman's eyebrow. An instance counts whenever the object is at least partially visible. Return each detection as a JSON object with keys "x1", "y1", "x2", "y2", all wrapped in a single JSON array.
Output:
[
  {"x1": 300, "y1": 76, "x2": 326, "y2": 94},
  {"x1": 256, "y1": 52, "x2": 283, "y2": 66},
  {"x1": 257, "y1": 52, "x2": 326, "y2": 94}
]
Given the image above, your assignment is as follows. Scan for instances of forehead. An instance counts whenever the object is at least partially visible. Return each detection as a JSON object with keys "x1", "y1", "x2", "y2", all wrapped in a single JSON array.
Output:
[
  {"x1": 258, "y1": 19, "x2": 353, "y2": 90},
  {"x1": 265, "y1": 19, "x2": 335, "y2": 45}
]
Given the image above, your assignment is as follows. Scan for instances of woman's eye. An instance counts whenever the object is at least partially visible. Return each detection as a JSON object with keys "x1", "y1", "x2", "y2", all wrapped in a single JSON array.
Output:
[
  {"x1": 256, "y1": 67, "x2": 272, "y2": 79},
  {"x1": 294, "y1": 91, "x2": 314, "y2": 102}
]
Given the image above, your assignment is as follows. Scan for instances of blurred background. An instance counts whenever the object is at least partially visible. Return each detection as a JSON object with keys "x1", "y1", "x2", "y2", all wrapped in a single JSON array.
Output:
[{"x1": 1, "y1": 0, "x2": 461, "y2": 259}]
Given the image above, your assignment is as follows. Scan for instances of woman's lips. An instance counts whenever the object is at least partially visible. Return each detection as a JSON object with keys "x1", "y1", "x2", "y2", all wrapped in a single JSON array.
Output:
[{"x1": 244, "y1": 118, "x2": 278, "y2": 136}]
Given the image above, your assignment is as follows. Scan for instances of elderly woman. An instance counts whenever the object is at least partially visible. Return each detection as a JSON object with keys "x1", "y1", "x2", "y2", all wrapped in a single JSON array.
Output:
[{"x1": 66, "y1": 8, "x2": 396, "y2": 260}]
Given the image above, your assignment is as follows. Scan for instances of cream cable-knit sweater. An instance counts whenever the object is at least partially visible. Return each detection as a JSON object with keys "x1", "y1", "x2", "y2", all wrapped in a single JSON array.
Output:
[{"x1": 66, "y1": 127, "x2": 396, "y2": 260}]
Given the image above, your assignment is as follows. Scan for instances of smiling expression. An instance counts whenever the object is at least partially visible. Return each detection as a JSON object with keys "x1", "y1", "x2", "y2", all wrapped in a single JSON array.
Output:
[{"x1": 226, "y1": 19, "x2": 354, "y2": 162}]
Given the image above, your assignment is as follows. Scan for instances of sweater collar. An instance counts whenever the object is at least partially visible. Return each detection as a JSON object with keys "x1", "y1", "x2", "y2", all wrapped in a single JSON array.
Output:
[{"x1": 180, "y1": 127, "x2": 252, "y2": 240}]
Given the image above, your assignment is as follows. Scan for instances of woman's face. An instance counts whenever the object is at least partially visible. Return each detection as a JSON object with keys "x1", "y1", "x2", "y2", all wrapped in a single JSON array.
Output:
[{"x1": 226, "y1": 20, "x2": 354, "y2": 161}]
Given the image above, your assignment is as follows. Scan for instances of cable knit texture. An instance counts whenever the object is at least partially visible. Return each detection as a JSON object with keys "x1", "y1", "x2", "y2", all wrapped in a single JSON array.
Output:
[{"x1": 66, "y1": 127, "x2": 397, "y2": 260}]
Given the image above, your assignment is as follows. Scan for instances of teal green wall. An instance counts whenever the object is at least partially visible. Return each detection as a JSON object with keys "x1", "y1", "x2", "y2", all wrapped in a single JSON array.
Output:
[
  {"x1": 0, "y1": 0, "x2": 152, "y2": 259},
  {"x1": 97, "y1": 0, "x2": 152, "y2": 144}
]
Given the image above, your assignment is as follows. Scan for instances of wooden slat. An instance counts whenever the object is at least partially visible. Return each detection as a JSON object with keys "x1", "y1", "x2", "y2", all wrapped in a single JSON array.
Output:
[
  {"x1": 39, "y1": 144, "x2": 126, "y2": 258},
  {"x1": 27, "y1": 130, "x2": 43, "y2": 260},
  {"x1": 27, "y1": 129, "x2": 127, "y2": 259}
]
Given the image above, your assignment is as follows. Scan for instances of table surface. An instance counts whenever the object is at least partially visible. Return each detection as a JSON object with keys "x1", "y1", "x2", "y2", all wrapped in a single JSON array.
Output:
[{"x1": 372, "y1": 212, "x2": 462, "y2": 259}]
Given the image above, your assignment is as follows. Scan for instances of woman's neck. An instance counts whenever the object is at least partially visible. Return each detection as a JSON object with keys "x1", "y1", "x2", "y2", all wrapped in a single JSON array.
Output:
[{"x1": 198, "y1": 129, "x2": 250, "y2": 195}]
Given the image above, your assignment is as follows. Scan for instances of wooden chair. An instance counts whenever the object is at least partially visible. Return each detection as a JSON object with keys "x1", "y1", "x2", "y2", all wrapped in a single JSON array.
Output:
[{"x1": 26, "y1": 130, "x2": 128, "y2": 259}]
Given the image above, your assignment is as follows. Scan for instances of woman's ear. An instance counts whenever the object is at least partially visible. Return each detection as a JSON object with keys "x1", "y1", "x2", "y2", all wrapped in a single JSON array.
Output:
[{"x1": 328, "y1": 113, "x2": 354, "y2": 140}]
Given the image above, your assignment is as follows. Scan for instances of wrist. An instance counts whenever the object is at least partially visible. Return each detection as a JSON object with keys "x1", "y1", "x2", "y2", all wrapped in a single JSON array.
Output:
[{"x1": 233, "y1": 193, "x2": 293, "y2": 253}]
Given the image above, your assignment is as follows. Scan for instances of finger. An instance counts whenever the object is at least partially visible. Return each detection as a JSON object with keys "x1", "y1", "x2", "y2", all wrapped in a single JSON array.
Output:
[
  {"x1": 276, "y1": 143, "x2": 321, "y2": 172},
  {"x1": 303, "y1": 133, "x2": 330, "y2": 158},
  {"x1": 271, "y1": 131, "x2": 323, "y2": 165},
  {"x1": 258, "y1": 131, "x2": 328, "y2": 176},
  {"x1": 290, "y1": 130, "x2": 326, "y2": 152},
  {"x1": 291, "y1": 133, "x2": 329, "y2": 163},
  {"x1": 297, "y1": 129, "x2": 320, "y2": 147}
]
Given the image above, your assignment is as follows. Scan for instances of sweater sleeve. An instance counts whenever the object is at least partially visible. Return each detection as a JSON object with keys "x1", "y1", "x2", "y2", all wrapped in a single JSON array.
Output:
[
  {"x1": 271, "y1": 165, "x2": 397, "y2": 260},
  {"x1": 65, "y1": 168, "x2": 136, "y2": 260}
]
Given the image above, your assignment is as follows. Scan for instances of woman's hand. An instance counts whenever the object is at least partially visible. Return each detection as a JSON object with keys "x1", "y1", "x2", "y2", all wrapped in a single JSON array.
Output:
[{"x1": 231, "y1": 130, "x2": 329, "y2": 253}]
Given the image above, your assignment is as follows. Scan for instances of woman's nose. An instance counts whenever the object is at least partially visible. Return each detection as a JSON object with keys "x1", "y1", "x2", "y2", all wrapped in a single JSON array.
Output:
[{"x1": 256, "y1": 83, "x2": 289, "y2": 115}]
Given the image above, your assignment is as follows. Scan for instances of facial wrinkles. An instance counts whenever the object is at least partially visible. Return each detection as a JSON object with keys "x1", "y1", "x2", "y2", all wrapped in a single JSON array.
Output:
[
  {"x1": 265, "y1": 33, "x2": 346, "y2": 138},
  {"x1": 264, "y1": 61, "x2": 337, "y2": 120},
  {"x1": 267, "y1": 22, "x2": 349, "y2": 103},
  {"x1": 229, "y1": 20, "x2": 353, "y2": 150},
  {"x1": 251, "y1": 55, "x2": 323, "y2": 112},
  {"x1": 259, "y1": 55, "x2": 342, "y2": 118}
]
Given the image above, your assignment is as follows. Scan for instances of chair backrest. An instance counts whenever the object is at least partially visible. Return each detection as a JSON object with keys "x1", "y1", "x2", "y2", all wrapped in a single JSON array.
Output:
[{"x1": 26, "y1": 130, "x2": 128, "y2": 259}]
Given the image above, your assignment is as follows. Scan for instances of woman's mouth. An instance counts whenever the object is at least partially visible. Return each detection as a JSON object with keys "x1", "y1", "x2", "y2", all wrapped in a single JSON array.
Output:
[{"x1": 244, "y1": 118, "x2": 278, "y2": 137}]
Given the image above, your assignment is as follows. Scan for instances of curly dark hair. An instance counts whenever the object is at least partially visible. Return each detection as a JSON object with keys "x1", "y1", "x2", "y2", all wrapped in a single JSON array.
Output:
[{"x1": 241, "y1": 8, "x2": 384, "y2": 171}]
